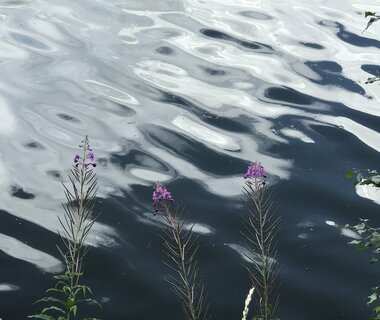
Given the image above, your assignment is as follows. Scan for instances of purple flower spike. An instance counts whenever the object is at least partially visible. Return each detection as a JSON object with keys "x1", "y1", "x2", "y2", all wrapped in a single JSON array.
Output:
[
  {"x1": 87, "y1": 151, "x2": 95, "y2": 161},
  {"x1": 73, "y1": 136, "x2": 97, "y2": 170},
  {"x1": 244, "y1": 161, "x2": 266, "y2": 179},
  {"x1": 153, "y1": 182, "x2": 174, "y2": 207}
]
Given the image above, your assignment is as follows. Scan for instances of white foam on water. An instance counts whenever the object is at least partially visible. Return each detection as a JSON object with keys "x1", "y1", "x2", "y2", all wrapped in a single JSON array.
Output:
[
  {"x1": 129, "y1": 167, "x2": 173, "y2": 182},
  {"x1": 172, "y1": 115, "x2": 241, "y2": 151},
  {"x1": 341, "y1": 228, "x2": 361, "y2": 240},
  {"x1": 0, "y1": 95, "x2": 16, "y2": 134},
  {"x1": 0, "y1": 283, "x2": 19, "y2": 292},
  {"x1": 0, "y1": 233, "x2": 64, "y2": 273},
  {"x1": 356, "y1": 181, "x2": 380, "y2": 205},
  {"x1": 227, "y1": 243, "x2": 277, "y2": 266},
  {"x1": 281, "y1": 128, "x2": 315, "y2": 143},
  {"x1": 325, "y1": 220, "x2": 336, "y2": 227},
  {"x1": 318, "y1": 115, "x2": 380, "y2": 152}
]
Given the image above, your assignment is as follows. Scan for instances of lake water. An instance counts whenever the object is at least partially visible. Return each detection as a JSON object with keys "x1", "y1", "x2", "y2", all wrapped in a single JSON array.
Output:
[{"x1": 0, "y1": 0, "x2": 379, "y2": 319}]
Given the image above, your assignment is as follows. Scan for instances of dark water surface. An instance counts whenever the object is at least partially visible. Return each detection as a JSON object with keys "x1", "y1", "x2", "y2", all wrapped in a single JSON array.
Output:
[{"x1": 0, "y1": 0, "x2": 379, "y2": 319}]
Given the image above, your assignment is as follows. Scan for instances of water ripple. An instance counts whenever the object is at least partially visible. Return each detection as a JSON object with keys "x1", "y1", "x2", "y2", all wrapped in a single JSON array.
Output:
[{"x1": 0, "y1": 0, "x2": 379, "y2": 318}]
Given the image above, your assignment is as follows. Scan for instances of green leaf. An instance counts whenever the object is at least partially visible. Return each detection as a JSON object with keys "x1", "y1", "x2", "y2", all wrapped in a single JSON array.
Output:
[
  {"x1": 66, "y1": 298, "x2": 75, "y2": 308},
  {"x1": 63, "y1": 286, "x2": 72, "y2": 295},
  {"x1": 365, "y1": 76, "x2": 380, "y2": 84},
  {"x1": 41, "y1": 306, "x2": 66, "y2": 315},
  {"x1": 54, "y1": 274, "x2": 70, "y2": 281},
  {"x1": 28, "y1": 315, "x2": 57, "y2": 320},
  {"x1": 364, "y1": 16, "x2": 380, "y2": 33},
  {"x1": 346, "y1": 170, "x2": 354, "y2": 179},
  {"x1": 73, "y1": 284, "x2": 93, "y2": 298},
  {"x1": 369, "y1": 292, "x2": 378, "y2": 305},
  {"x1": 77, "y1": 298, "x2": 102, "y2": 309},
  {"x1": 365, "y1": 11, "x2": 376, "y2": 18},
  {"x1": 35, "y1": 297, "x2": 66, "y2": 307},
  {"x1": 71, "y1": 272, "x2": 84, "y2": 277},
  {"x1": 46, "y1": 288, "x2": 65, "y2": 295},
  {"x1": 55, "y1": 281, "x2": 70, "y2": 289},
  {"x1": 70, "y1": 305, "x2": 78, "y2": 317}
]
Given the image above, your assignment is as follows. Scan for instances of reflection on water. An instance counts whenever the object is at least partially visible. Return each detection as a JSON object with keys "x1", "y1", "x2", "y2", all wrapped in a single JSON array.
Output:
[{"x1": 0, "y1": 0, "x2": 379, "y2": 319}]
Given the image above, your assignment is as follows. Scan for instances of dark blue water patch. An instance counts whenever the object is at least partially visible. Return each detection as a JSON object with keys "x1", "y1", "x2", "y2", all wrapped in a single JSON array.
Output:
[
  {"x1": 337, "y1": 23, "x2": 380, "y2": 48},
  {"x1": 270, "y1": 120, "x2": 380, "y2": 192},
  {"x1": 0, "y1": 210, "x2": 62, "y2": 258},
  {"x1": 239, "y1": 10, "x2": 272, "y2": 20},
  {"x1": 57, "y1": 113, "x2": 81, "y2": 123},
  {"x1": 142, "y1": 125, "x2": 248, "y2": 175},
  {"x1": 341, "y1": 105, "x2": 380, "y2": 134},
  {"x1": 324, "y1": 97, "x2": 380, "y2": 132},
  {"x1": 129, "y1": 180, "x2": 256, "y2": 319},
  {"x1": 155, "y1": 46, "x2": 175, "y2": 55},
  {"x1": 320, "y1": 20, "x2": 380, "y2": 48},
  {"x1": 1, "y1": 0, "x2": 29, "y2": 6},
  {"x1": 200, "y1": 28, "x2": 274, "y2": 53},
  {"x1": 0, "y1": 210, "x2": 66, "y2": 320},
  {"x1": 271, "y1": 96, "x2": 380, "y2": 137},
  {"x1": 160, "y1": 90, "x2": 202, "y2": 115},
  {"x1": 278, "y1": 213, "x2": 373, "y2": 320},
  {"x1": 0, "y1": 256, "x2": 53, "y2": 320},
  {"x1": 265, "y1": 86, "x2": 312, "y2": 105},
  {"x1": 264, "y1": 85, "x2": 371, "y2": 120},
  {"x1": 304, "y1": 61, "x2": 365, "y2": 94},
  {"x1": 46, "y1": 170, "x2": 62, "y2": 181},
  {"x1": 263, "y1": 85, "x2": 379, "y2": 133},
  {"x1": 10, "y1": 186, "x2": 35, "y2": 200},
  {"x1": 311, "y1": 60, "x2": 342, "y2": 73},
  {"x1": 95, "y1": 156, "x2": 108, "y2": 169},
  {"x1": 9, "y1": 32, "x2": 50, "y2": 50},
  {"x1": 202, "y1": 113, "x2": 251, "y2": 133},
  {"x1": 299, "y1": 42, "x2": 325, "y2": 49},
  {"x1": 110, "y1": 101, "x2": 136, "y2": 116},
  {"x1": 24, "y1": 141, "x2": 44, "y2": 150},
  {"x1": 90, "y1": 193, "x2": 187, "y2": 319},
  {"x1": 160, "y1": 91, "x2": 250, "y2": 133},
  {"x1": 133, "y1": 83, "x2": 164, "y2": 101},
  {"x1": 110, "y1": 149, "x2": 170, "y2": 172},
  {"x1": 361, "y1": 64, "x2": 380, "y2": 77},
  {"x1": 309, "y1": 123, "x2": 380, "y2": 175},
  {"x1": 266, "y1": 122, "x2": 380, "y2": 319},
  {"x1": 200, "y1": 66, "x2": 226, "y2": 76},
  {"x1": 81, "y1": 247, "x2": 166, "y2": 320}
]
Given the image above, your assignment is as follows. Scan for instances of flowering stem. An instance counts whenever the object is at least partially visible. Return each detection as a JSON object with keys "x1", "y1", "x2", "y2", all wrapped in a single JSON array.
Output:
[
  {"x1": 153, "y1": 182, "x2": 207, "y2": 320},
  {"x1": 242, "y1": 162, "x2": 280, "y2": 320},
  {"x1": 162, "y1": 204, "x2": 198, "y2": 320}
]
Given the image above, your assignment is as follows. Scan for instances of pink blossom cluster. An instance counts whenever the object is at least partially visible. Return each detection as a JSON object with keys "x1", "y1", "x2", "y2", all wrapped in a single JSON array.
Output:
[
  {"x1": 153, "y1": 182, "x2": 174, "y2": 210},
  {"x1": 74, "y1": 139, "x2": 96, "y2": 169},
  {"x1": 244, "y1": 161, "x2": 265, "y2": 179}
]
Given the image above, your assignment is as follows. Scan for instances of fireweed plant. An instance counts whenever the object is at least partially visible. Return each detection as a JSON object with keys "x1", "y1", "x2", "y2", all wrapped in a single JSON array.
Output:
[
  {"x1": 153, "y1": 162, "x2": 279, "y2": 320},
  {"x1": 30, "y1": 136, "x2": 100, "y2": 320},
  {"x1": 241, "y1": 162, "x2": 280, "y2": 320},
  {"x1": 153, "y1": 182, "x2": 208, "y2": 320}
]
